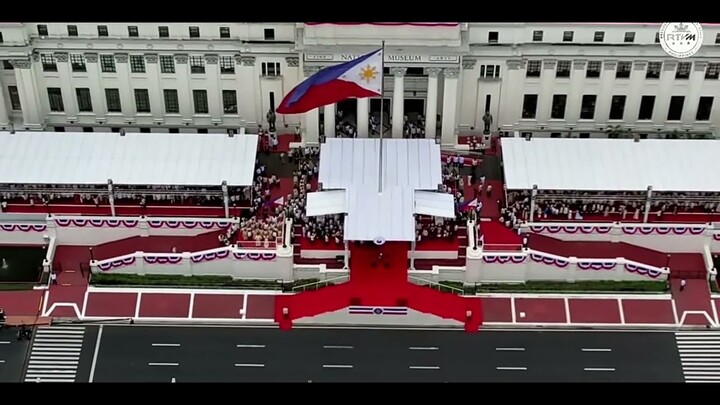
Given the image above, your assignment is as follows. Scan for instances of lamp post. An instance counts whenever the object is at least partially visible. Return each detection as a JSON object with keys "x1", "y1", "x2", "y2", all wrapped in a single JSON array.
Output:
[{"x1": 89, "y1": 247, "x2": 95, "y2": 262}]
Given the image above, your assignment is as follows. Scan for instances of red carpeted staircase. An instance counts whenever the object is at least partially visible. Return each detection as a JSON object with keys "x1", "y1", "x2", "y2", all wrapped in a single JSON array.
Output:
[
  {"x1": 671, "y1": 279, "x2": 713, "y2": 326},
  {"x1": 292, "y1": 224, "x2": 345, "y2": 269},
  {"x1": 275, "y1": 241, "x2": 483, "y2": 332}
]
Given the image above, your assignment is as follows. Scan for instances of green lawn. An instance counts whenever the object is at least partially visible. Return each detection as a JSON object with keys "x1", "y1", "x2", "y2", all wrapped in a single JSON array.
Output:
[
  {"x1": 91, "y1": 273, "x2": 319, "y2": 290},
  {"x1": 436, "y1": 280, "x2": 669, "y2": 294}
]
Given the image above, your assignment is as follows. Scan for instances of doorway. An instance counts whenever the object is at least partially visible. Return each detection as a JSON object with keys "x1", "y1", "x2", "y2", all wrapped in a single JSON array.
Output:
[
  {"x1": 404, "y1": 99, "x2": 425, "y2": 123},
  {"x1": 269, "y1": 92, "x2": 275, "y2": 111},
  {"x1": 337, "y1": 99, "x2": 357, "y2": 125},
  {"x1": 370, "y1": 98, "x2": 391, "y2": 137},
  {"x1": 485, "y1": 95, "x2": 491, "y2": 113}
]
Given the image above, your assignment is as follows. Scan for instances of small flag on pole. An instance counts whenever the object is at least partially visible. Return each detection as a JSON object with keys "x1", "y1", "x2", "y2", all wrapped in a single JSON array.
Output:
[{"x1": 349, "y1": 306, "x2": 408, "y2": 315}]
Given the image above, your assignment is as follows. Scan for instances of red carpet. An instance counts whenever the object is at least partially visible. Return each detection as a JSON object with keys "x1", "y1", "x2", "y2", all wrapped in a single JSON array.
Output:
[
  {"x1": 275, "y1": 242, "x2": 483, "y2": 332},
  {"x1": 0, "y1": 290, "x2": 43, "y2": 316},
  {"x1": 671, "y1": 279, "x2": 713, "y2": 326},
  {"x1": 480, "y1": 220, "x2": 522, "y2": 248},
  {"x1": 478, "y1": 180, "x2": 504, "y2": 219}
]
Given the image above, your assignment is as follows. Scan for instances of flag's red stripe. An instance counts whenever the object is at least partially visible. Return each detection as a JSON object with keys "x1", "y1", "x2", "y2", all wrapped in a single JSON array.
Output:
[
  {"x1": 305, "y1": 22, "x2": 459, "y2": 27},
  {"x1": 277, "y1": 79, "x2": 378, "y2": 115}
]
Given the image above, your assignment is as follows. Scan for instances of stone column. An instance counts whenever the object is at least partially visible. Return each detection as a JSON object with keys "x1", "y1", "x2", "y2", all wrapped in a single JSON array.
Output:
[
  {"x1": 441, "y1": 67, "x2": 460, "y2": 147},
  {"x1": 144, "y1": 54, "x2": 163, "y2": 122},
  {"x1": 537, "y1": 59, "x2": 557, "y2": 124},
  {"x1": 356, "y1": 98, "x2": 369, "y2": 137},
  {"x1": 11, "y1": 58, "x2": 42, "y2": 129},
  {"x1": 682, "y1": 61, "x2": 708, "y2": 125},
  {"x1": 235, "y1": 55, "x2": 258, "y2": 127},
  {"x1": 84, "y1": 53, "x2": 107, "y2": 118},
  {"x1": 0, "y1": 72, "x2": 9, "y2": 127},
  {"x1": 174, "y1": 55, "x2": 193, "y2": 121},
  {"x1": 425, "y1": 67, "x2": 441, "y2": 139},
  {"x1": 624, "y1": 61, "x2": 647, "y2": 123},
  {"x1": 114, "y1": 54, "x2": 135, "y2": 121},
  {"x1": 324, "y1": 103, "x2": 336, "y2": 138},
  {"x1": 302, "y1": 66, "x2": 320, "y2": 145},
  {"x1": 594, "y1": 60, "x2": 617, "y2": 123},
  {"x1": 654, "y1": 60, "x2": 677, "y2": 124},
  {"x1": 565, "y1": 60, "x2": 587, "y2": 125},
  {"x1": 54, "y1": 52, "x2": 78, "y2": 120},
  {"x1": 500, "y1": 60, "x2": 524, "y2": 128},
  {"x1": 204, "y1": 54, "x2": 222, "y2": 124},
  {"x1": 390, "y1": 67, "x2": 406, "y2": 138}
]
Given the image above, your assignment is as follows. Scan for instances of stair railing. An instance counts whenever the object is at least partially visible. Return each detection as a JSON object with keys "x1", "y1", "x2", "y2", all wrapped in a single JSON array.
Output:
[
  {"x1": 408, "y1": 276, "x2": 465, "y2": 295},
  {"x1": 291, "y1": 275, "x2": 350, "y2": 292}
]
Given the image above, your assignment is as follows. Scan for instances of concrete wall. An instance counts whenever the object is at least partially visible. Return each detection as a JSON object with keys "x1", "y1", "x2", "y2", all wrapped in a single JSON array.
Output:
[
  {"x1": 300, "y1": 248, "x2": 458, "y2": 260},
  {"x1": 294, "y1": 307, "x2": 462, "y2": 327}
]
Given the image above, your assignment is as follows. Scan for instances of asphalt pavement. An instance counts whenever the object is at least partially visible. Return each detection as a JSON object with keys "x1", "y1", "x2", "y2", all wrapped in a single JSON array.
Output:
[
  {"x1": 85, "y1": 325, "x2": 685, "y2": 383},
  {"x1": 0, "y1": 328, "x2": 31, "y2": 382}
]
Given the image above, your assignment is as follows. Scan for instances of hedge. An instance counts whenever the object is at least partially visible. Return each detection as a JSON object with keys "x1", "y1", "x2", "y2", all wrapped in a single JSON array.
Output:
[{"x1": 91, "y1": 273, "x2": 319, "y2": 290}]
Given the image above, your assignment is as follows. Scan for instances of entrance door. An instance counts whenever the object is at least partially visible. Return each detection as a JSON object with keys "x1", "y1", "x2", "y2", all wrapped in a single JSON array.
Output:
[
  {"x1": 404, "y1": 99, "x2": 425, "y2": 123},
  {"x1": 485, "y1": 94, "x2": 491, "y2": 113},
  {"x1": 269, "y1": 92, "x2": 275, "y2": 111}
]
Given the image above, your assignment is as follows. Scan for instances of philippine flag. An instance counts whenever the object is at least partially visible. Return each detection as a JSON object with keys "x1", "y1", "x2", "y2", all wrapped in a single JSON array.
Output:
[{"x1": 276, "y1": 49, "x2": 383, "y2": 115}]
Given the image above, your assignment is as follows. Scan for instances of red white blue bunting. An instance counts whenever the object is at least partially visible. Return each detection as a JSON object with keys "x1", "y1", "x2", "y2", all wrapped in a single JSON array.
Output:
[
  {"x1": 482, "y1": 255, "x2": 527, "y2": 264},
  {"x1": 55, "y1": 218, "x2": 139, "y2": 228},
  {"x1": 530, "y1": 253, "x2": 569, "y2": 268},
  {"x1": 622, "y1": 226, "x2": 706, "y2": 236},
  {"x1": 624, "y1": 263, "x2": 663, "y2": 278},
  {"x1": 190, "y1": 249, "x2": 231, "y2": 263},
  {"x1": 97, "y1": 256, "x2": 136, "y2": 272},
  {"x1": 233, "y1": 252, "x2": 277, "y2": 261},
  {"x1": 530, "y1": 225, "x2": 612, "y2": 234},
  {"x1": 713, "y1": 234, "x2": 720, "y2": 241},
  {"x1": 147, "y1": 220, "x2": 230, "y2": 229},
  {"x1": 576, "y1": 261, "x2": 617, "y2": 270},
  {"x1": 143, "y1": 255, "x2": 183, "y2": 265},
  {"x1": 0, "y1": 224, "x2": 47, "y2": 232}
]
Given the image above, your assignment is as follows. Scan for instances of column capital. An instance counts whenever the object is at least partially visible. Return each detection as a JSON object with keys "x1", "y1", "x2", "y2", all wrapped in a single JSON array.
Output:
[
  {"x1": 84, "y1": 53, "x2": 99, "y2": 63},
  {"x1": 32, "y1": 52, "x2": 40, "y2": 62},
  {"x1": 663, "y1": 60, "x2": 677, "y2": 71},
  {"x1": 461, "y1": 58, "x2": 476, "y2": 70},
  {"x1": 426, "y1": 67, "x2": 442, "y2": 77},
  {"x1": 506, "y1": 59, "x2": 523, "y2": 70},
  {"x1": 204, "y1": 54, "x2": 219, "y2": 65},
  {"x1": 239, "y1": 56, "x2": 255, "y2": 66},
  {"x1": 303, "y1": 65, "x2": 320, "y2": 77},
  {"x1": 542, "y1": 59, "x2": 557, "y2": 70},
  {"x1": 603, "y1": 60, "x2": 617, "y2": 70},
  {"x1": 443, "y1": 67, "x2": 460, "y2": 78},
  {"x1": 144, "y1": 54, "x2": 159, "y2": 64},
  {"x1": 390, "y1": 67, "x2": 407, "y2": 77},
  {"x1": 633, "y1": 60, "x2": 648, "y2": 70},
  {"x1": 285, "y1": 56, "x2": 299, "y2": 67},
  {"x1": 174, "y1": 54, "x2": 188, "y2": 64},
  {"x1": 573, "y1": 59, "x2": 587, "y2": 70},
  {"x1": 114, "y1": 53, "x2": 129, "y2": 64},
  {"x1": 694, "y1": 61, "x2": 708, "y2": 71},
  {"x1": 53, "y1": 52, "x2": 69, "y2": 63},
  {"x1": 10, "y1": 59, "x2": 32, "y2": 69}
]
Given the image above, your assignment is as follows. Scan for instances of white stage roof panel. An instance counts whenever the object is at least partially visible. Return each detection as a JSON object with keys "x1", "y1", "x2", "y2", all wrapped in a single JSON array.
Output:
[
  {"x1": 344, "y1": 186, "x2": 416, "y2": 242},
  {"x1": 502, "y1": 138, "x2": 720, "y2": 192},
  {"x1": 305, "y1": 190, "x2": 347, "y2": 217},
  {"x1": 0, "y1": 131, "x2": 258, "y2": 186},
  {"x1": 414, "y1": 191, "x2": 456, "y2": 218}
]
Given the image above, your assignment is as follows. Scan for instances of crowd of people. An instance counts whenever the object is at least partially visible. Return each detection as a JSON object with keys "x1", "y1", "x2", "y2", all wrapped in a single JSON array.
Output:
[{"x1": 235, "y1": 159, "x2": 285, "y2": 247}]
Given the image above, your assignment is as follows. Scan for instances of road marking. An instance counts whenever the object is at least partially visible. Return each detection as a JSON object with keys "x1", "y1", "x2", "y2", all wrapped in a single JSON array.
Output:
[
  {"x1": 409, "y1": 347, "x2": 439, "y2": 351},
  {"x1": 25, "y1": 326, "x2": 85, "y2": 383},
  {"x1": 235, "y1": 363, "x2": 265, "y2": 368},
  {"x1": 584, "y1": 368, "x2": 615, "y2": 372},
  {"x1": 495, "y1": 347, "x2": 525, "y2": 352},
  {"x1": 236, "y1": 344, "x2": 266, "y2": 348},
  {"x1": 679, "y1": 349, "x2": 720, "y2": 353},
  {"x1": 0, "y1": 341, "x2": 10, "y2": 344},
  {"x1": 324, "y1": 345, "x2": 354, "y2": 349},
  {"x1": 323, "y1": 364, "x2": 353, "y2": 369},
  {"x1": 684, "y1": 371, "x2": 720, "y2": 375},
  {"x1": 496, "y1": 367, "x2": 527, "y2": 371},
  {"x1": 685, "y1": 375, "x2": 720, "y2": 380},
  {"x1": 148, "y1": 363, "x2": 179, "y2": 367},
  {"x1": 582, "y1": 348, "x2": 612, "y2": 352},
  {"x1": 171, "y1": 377, "x2": 176, "y2": 383},
  {"x1": 0, "y1": 360, "x2": 5, "y2": 363},
  {"x1": 152, "y1": 343, "x2": 181, "y2": 347},
  {"x1": 409, "y1": 366, "x2": 439, "y2": 370},
  {"x1": 89, "y1": 325, "x2": 103, "y2": 383}
]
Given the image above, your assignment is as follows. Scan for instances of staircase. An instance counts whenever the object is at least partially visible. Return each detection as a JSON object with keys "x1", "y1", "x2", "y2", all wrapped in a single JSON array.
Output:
[
  {"x1": 671, "y1": 279, "x2": 714, "y2": 326},
  {"x1": 292, "y1": 224, "x2": 345, "y2": 269}
]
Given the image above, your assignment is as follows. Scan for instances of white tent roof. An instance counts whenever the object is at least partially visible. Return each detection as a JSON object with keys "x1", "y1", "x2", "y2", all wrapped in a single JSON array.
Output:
[
  {"x1": 0, "y1": 131, "x2": 258, "y2": 187},
  {"x1": 307, "y1": 138, "x2": 454, "y2": 242},
  {"x1": 502, "y1": 138, "x2": 720, "y2": 192}
]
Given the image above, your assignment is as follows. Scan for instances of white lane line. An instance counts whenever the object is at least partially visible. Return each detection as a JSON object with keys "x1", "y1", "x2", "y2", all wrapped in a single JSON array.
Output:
[
  {"x1": 323, "y1": 364, "x2": 353, "y2": 369},
  {"x1": 684, "y1": 371, "x2": 720, "y2": 375},
  {"x1": 236, "y1": 344, "x2": 266, "y2": 348},
  {"x1": 29, "y1": 360, "x2": 78, "y2": 365},
  {"x1": 0, "y1": 360, "x2": 5, "y2": 363},
  {"x1": 324, "y1": 345, "x2": 354, "y2": 350},
  {"x1": 678, "y1": 345, "x2": 720, "y2": 349},
  {"x1": 679, "y1": 353, "x2": 720, "y2": 357},
  {"x1": 495, "y1": 347, "x2": 525, "y2": 352},
  {"x1": 582, "y1": 348, "x2": 612, "y2": 352},
  {"x1": 88, "y1": 325, "x2": 104, "y2": 383},
  {"x1": 30, "y1": 356, "x2": 80, "y2": 361},
  {"x1": 148, "y1": 363, "x2": 179, "y2": 367},
  {"x1": 26, "y1": 365, "x2": 77, "y2": 369},
  {"x1": 685, "y1": 375, "x2": 720, "y2": 380},
  {"x1": 409, "y1": 347, "x2": 439, "y2": 351},
  {"x1": 235, "y1": 363, "x2": 265, "y2": 368},
  {"x1": 409, "y1": 366, "x2": 440, "y2": 370},
  {"x1": 0, "y1": 341, "x2": 10, "y2": 344},
  {"x1": 679, "y1": 349, "x2": 720, "y2": 353},
  {"x1": 584, "y1": 368, "x2": 616, "y2": 372},
  {"x1": 496, "y1": 366, "x2": 527, "y2": 371},
  {"x1": 152, "y1": 343, "x2": 181, "y2": 347}
]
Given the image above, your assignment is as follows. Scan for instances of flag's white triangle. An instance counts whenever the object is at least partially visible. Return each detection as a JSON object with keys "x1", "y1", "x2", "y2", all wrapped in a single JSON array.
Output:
[
  {"x1": 466, "y1": 198, "x2": 478, "y2": 207},
  {"x1": 273, "y1": 196, "x2": 284, "y2": 205}
]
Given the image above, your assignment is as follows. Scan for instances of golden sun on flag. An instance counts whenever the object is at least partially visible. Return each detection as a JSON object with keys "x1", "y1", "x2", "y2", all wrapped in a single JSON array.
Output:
[{"x1": 359, "y1": 65, "x2": 379, "y2": 83}]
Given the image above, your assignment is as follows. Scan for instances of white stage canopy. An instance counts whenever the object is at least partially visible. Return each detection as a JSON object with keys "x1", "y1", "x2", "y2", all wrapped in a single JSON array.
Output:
[
  {"x1": 0, "y1": 131, "x2": 258, "y2": 187},
  {"x1": 502, "y1": 138, "x2": 720, "y2": 192},
  {"x1": 307, "y1": 138, "x2": 454, "y2": 242}
]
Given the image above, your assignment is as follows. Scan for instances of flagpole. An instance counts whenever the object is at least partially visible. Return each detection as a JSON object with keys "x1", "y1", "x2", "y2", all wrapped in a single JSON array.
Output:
[{"x1": 377, "y1": 40, "x2": 386, "y2": 193}]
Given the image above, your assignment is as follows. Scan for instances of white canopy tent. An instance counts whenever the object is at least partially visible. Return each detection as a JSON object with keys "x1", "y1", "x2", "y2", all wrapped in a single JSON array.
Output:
[
  {"x1": 0, "y1": 131, "x2": 259, "y2": 186},
  {"x1": 306, "y1": 138, "x2": 455, "y2": 242},
  {"x1": 502, "y1": 137, "x2": 720, "y2": 192}
]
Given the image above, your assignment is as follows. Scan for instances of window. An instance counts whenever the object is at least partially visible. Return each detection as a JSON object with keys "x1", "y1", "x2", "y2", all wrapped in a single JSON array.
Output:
[
  {"x1": 75, "y1": 88, "x2": 92, "y2": 112},
  {"x1": 488, "y1": 31, "x2": 499, "y2": 43},
  {"x1": 55, "y1": 127, "x2": 65, "y2": 132},
  {"x1": 163, "y1": 89, "x2": 180, "y2": 113},
  {"x1": 667, "y1": 96, "x2": 684, "y2": 121},
  {"x1": 83, "y1": 127, "x2": 94, "y2": 132},
  {"x1": 219, "y1": 27, "x2": 230, "y2": 38},
  {"x1": 128, "y1": 26, "x2": 139, "y2": 37},
  {"x1": 676, "y1": 62, "x2": 691, "y2": 79},
  {"x1": 638, "y1": 96, "x2": 655, "y2": 120},
  {"x1": 222, "y1": 90, "x2": 237, "y2": 114},
  {"x1": 616, "y1": 61, "x2": 632, "y2": 79},
  {"x1": 193, "y1": 90, "x2": 209, "y2": 114},
  {"x1": 100, "y1": 54, "x2": 116, "y2": 73},
  {"x1": 526, "y1": 60, "x2": 541, "y2": 78},
  {"x1": 140, "y1": 128, "x2": 151, "y2": 133},
  {"x1": 190, "y1": 56, "x2": 205, "y2": 74},
  {"x1": 70, "y1": 54, "x2": 86, "y2": 72},
  {"x1": 655, "y1": 32, "x2": 660, "y2": 43},
  {"x1": 550, "y1": 132, "x2": 561, "y2": 138},
  {"x1": 580, "y1": 95, "x2": 596, "y2": 120},
  {"x1": 406, "y1": 67, "x2": 424, "y2": 76},
  {"x1": 198, "y1": 128, "x2": 208, "y2": 134},
  {"x1": 158, "y1": 26, "x2": 169, "y2": 38},
  {"x1": 47, "y1": 88, "x2": 64, "y2": 112},
  {"x1": 479, "y1": 65, "x2": 500, "y2": 79},
  {"x1": 67, "y1": 25, "x2": 78, "y2": 36},
  {"x1": 130, "y1": 55, "x2": 145, "y2": 73},
  {"x1": 563, "y1": 31, "x2": 574, "y2": 42},
  {"x1": 556, "y1": 60, "x2": 571, "y2": 78},
  {"x1": 97, "y1": 25, "x2": 108, "y2": 37},
  {"x1": 705, "y1": 63, "x2": 719, "y2": 79},
  {"x1": 261, "y1": 62, "x2": 281, "y2": 76},
  {"x1": 37, "y1": 24, "x2": 48, "y2": 36},
  {"x1": 134, "y1": 89, "x2": 151, "y2": 113},
  {"x1": 41, "y1": 53, "x2": 57, "y2": 72},
  {"x1": 2, "y1": 61, "x2": 13, "y2": 70},
  {"x1": 521, "y1": 94, "x2": 538, "y2": 119},
  {"x1": 169, "y1": 128, "x2": 179, "y2": 133},
  {"x1": 189, "y1": 26, "x2": 200, "y2": 38},
  {"x1": 550, "y1": 95, "x2": 567, "y2": 119},
  {"x1": 716, "y1": 33, "x2": 720, "y2": 44},
  {"x1": 532, "y1": 30, "x2": 543, "y2": 42},
  {"x1": 105, "y1": 89, "x2": 122, "y2": 113},
  {"x1": 8, "y1": 86, "x2": 21, "y2": 111},
  {"x1": 624, "y1": 32, "x2": 635, "y2": 43},
  {"x1": 0, "y1": 32, "x2": 3, "y2": 43},
  {"x1": 609, "y1": 95, "x2": 626, "y2": 120},
  {"x1": 111, "y1": 127, "x2": 120, "y2": 133},
  {"x1": 160, "y1": 55, "x2": 175, "y2": 73},
  {"x1": 697, "y1": 97, "x2": 714, "y2": 121},
  {"x1": 586, "y1": 61, "x2": 601, "y2": 78},
  {"x1": 593, "y1": 31, "x2": 605, "y2": 42},
  {"x1": 264, "y1": 28, "x2": 275, "y2": 40},
  {"x1": 220, "y1": 56, "x2": 235, "y2": 74},
  {"x1": 646, "y1": 61, "x2": 662, "y2": 79}
]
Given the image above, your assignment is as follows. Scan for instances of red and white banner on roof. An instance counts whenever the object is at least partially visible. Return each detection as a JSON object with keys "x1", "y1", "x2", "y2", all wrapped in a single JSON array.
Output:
[{"x1": 305, "y1": 23, "x2": 460, "y2": 27}]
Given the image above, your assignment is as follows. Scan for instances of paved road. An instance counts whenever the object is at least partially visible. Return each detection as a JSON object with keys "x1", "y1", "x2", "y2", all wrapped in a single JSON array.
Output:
[
  {"x1": 84, "y1": 326, "x2": 684, "y2": 382},
  {"x1": 0, "y1": 328, "x2": 31, "y2": 382}
]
